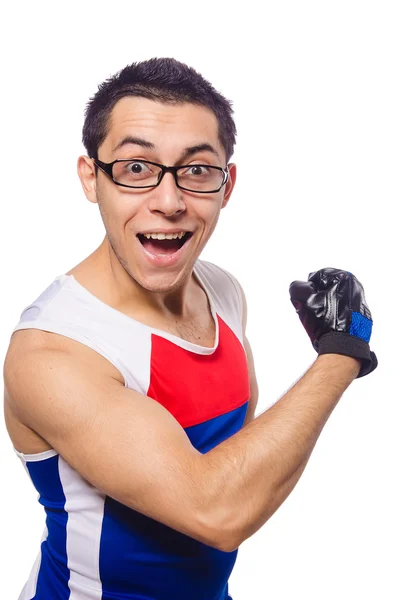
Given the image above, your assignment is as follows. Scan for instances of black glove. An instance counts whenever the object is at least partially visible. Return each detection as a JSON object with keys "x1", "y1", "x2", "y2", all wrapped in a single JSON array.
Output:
[{"x1": 289, "y1": 268, "x2": 377, "y2": 378}]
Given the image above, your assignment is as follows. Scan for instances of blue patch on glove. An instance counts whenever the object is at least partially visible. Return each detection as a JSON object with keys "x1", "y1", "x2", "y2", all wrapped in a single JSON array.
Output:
[{"x1": 349, "y1": 311, "x2": 372, "y2": 342}]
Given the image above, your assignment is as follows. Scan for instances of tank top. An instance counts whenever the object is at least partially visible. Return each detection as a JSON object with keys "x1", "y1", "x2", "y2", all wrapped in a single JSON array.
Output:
[{"x1": 11, "y1": 259, "x2": 250, "y2": 600}]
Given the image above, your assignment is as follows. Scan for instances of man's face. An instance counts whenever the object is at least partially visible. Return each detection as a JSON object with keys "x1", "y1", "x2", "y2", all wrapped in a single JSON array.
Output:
[{"x1": 79, "y1": 96, "x2": 236, "y2": 293}]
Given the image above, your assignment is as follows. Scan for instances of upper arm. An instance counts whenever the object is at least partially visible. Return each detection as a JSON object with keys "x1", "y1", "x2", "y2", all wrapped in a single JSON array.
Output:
[
  {"x1": 3, "y1": 334, "x2": 218, "y2": 547},
  {"x1": 236, "y1": 279, "x2": 259, "y2": 424}
]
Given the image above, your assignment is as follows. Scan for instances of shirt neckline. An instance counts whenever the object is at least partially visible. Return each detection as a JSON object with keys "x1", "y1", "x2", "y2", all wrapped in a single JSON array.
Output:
[{"x1": 58, "y1": 264, "x2": 219, "y2": 356}]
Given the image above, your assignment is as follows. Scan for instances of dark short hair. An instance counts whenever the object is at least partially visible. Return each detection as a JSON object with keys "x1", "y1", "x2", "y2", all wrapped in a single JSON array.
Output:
[{"x1": 82, "y1": 57, "x2": 237, "y2": 164}]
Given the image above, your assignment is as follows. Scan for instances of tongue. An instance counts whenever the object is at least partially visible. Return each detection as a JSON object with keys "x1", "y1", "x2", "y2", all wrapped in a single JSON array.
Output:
[{"x1": 142, "y1": 238, "x2": 181, "y2": 256}]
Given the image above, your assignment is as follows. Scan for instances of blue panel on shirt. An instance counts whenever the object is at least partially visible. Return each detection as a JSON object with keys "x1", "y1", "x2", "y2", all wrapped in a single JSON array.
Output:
[{"x1": 27, "y1": 455, "x2": 70, "y2": 599}]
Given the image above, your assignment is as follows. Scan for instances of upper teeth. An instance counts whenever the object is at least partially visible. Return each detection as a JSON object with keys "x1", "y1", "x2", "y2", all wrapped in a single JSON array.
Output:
[{"x1": 143, "y1": 232, "x2": 187, "y2": 240}]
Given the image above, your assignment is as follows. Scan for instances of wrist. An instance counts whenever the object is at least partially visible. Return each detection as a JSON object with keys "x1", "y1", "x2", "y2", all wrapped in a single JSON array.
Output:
[
  {"x1": 317, "y1": 332, "x2": 376, "y2": 378},
  {"x1": 316, "y1": 353, "x2": 361, "y2": 377}
]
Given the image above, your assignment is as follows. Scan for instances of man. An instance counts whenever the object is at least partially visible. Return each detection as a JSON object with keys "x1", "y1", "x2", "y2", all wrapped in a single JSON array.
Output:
[{"x1": 3, "y1": 57, "x2": 377, "y2": 600}]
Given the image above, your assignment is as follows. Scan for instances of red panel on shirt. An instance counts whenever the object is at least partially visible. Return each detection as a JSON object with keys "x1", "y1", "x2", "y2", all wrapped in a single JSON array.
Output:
[{"x1": 147, "y1": 315, "x2": 251, "y2": 428}]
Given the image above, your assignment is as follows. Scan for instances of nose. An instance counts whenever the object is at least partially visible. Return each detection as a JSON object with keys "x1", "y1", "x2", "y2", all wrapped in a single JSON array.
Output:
[{"x1": 147, "y1": 171, "x2": 186, "y2": 217}]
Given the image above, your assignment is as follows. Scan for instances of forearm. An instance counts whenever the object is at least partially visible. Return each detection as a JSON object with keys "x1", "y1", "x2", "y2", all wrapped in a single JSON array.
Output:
[{"x1": 199, "y1": 354, "x2": 360, "y2": 551}]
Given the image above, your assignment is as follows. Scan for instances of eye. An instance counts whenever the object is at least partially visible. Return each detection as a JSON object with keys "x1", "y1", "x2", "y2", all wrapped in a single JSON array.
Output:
[
  {"x1": 184, "y1": 165, "x2": 210, "y2": 176},
  {"x1": 112, "y1": 160, "x2": 160, "y2": 186},
  {"x1": 124, "y1": 161, "x2": 152, "y2": 174}
]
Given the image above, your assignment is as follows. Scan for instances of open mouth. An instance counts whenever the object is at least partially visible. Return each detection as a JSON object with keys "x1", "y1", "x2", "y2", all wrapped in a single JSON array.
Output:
[{"x1": 137, "y1": 232, "x2": 193, "y2": 257}]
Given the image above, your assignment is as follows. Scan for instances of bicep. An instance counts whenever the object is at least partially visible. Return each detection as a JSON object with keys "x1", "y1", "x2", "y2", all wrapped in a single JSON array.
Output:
[{"x1": 3, "y1": 344, "x2": 216, "y2": 545}]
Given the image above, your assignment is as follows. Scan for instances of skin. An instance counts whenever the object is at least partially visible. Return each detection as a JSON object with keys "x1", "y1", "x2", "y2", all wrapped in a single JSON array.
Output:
[{"x1": 3, "y1": 95, "x2": 362, "y2": 556}]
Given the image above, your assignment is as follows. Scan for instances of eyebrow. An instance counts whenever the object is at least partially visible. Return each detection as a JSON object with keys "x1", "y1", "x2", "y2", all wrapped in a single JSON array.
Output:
[{"x1": 112, "y1": 136, "x2": 221, "y2": 162}]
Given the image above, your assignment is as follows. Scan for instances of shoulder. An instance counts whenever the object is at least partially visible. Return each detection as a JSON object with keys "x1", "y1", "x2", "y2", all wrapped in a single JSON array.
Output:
[
  {"x1": 195, "y1": 259, "x2": 247, "y2": 331},
  {"x1": 6, "y1": 328, "x2": 125, "y2": 385},
  {"x1": 195, "y1": 258, "x2": 243, "y2": 294}
]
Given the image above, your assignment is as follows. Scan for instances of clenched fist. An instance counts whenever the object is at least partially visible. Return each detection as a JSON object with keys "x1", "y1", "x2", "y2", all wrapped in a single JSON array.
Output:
[{"x1": 289, "y1": 268, "x2": 378, "y2": 378}]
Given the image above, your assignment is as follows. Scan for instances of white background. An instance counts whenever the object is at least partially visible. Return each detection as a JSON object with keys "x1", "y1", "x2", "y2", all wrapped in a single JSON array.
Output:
[{"x1": 1, "y1": 1, "x2": 396, "y2": 598}]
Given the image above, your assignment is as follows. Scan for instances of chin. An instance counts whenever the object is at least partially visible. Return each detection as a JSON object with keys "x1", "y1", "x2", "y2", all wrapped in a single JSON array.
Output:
[{"x1": 134, "y1": 268, "x2": 190, "y2": 294}]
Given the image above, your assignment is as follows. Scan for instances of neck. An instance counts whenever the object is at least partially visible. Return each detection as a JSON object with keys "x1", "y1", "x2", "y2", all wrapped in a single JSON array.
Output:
[{"x1": 79, "y1": 236, "x2": 200, "y2": 320}]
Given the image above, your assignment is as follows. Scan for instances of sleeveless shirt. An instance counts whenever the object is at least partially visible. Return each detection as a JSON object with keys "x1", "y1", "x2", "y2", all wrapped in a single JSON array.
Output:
[{"x1": 11, "y1": 259, "x2": 250, "y2": 600}]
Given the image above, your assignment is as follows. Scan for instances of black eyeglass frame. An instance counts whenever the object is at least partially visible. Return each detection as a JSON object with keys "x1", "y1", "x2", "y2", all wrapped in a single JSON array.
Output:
[{"x1": 92, "y1": 158, "x2": 229, "y2": 193}]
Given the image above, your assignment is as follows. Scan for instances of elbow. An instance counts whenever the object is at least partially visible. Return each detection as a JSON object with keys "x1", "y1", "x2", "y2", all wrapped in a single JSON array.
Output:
[
  {"x1": 204, "y1": 527, "x2": 240, "y2": 553},
  {"x1": 215, "y1": 516, "x2": 259, "y2": 552},
  {"x1": 215, "y1": 535, "x2": 241, "y2": 553},
  {"x1": 192, "y1": 457, "x2": 244, "y2": 552},
  {"x1": 215, "y1": 523, "x2": 256, "y2": 553},
  {"x1": 198, "y1": 505, "x2": 242, "y2": 553},
  {"x1": 213, "y1": 503, "x2": 274, "y2": 552}
]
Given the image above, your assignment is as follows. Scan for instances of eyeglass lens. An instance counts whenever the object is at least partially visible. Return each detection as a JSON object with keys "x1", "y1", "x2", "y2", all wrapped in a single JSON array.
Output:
[{"x1": 112, "y1": 160, "x2": 224, "y2": 191}]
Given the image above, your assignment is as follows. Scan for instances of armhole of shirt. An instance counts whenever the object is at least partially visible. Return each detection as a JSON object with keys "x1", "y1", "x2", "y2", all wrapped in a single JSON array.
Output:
[
  {"x1": 221, "y1": 269, "x2": 244, "y2": 325},
  {"x1": 197, "y1": 260, "x2": 244, "y2": 339}
]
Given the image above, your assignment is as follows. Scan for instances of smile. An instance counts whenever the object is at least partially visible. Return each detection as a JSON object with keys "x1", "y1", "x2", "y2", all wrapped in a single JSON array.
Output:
[{"x1": 136, "y1": 231, "x2": 194, "y2": 265}]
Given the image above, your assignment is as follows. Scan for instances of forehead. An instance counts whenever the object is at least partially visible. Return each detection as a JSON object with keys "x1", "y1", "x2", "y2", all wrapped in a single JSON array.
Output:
[{"x1": 102, "y1": 96, "x2": 223, "y2": 159}]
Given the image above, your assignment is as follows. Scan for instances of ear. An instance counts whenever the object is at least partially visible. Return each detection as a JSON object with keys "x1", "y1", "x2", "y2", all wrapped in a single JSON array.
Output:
[
  {"x1": 221, "y1": 163, "x2": 237, "y2": 209},
  {"x1": 77, "y1": 156, "x2": 98, "y2": 204}
]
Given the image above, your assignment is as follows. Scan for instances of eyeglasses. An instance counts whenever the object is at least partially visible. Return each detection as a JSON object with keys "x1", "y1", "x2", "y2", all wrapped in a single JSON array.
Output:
[{"x1": 92, "y1": 158, "x2": 229, "y2": 193}]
